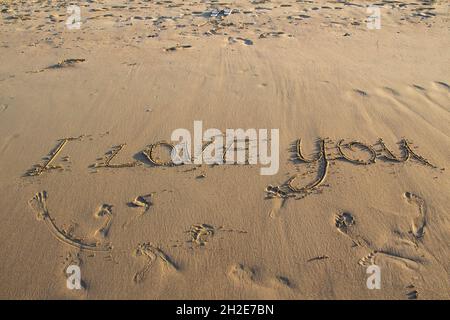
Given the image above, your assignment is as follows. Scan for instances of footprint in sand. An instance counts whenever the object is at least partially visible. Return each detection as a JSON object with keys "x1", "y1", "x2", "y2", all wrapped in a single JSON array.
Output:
[
  {"x1": 335, "y1": 211, "x2": 368, "y2": 247},
  {"x1": 187, "y1": 224, "x2": 215, "y2": 246},
  {"x1": 93, "y1": 204, "x2": 113, "y2": 239},
  {"x1": 275, "y1": 275, "x2": 295, "y2": 289},
  {"x1": 186, "y1": 224, "x2": 247, "y2": 247},
  {"x1": 228, "y1": 264, "x2": 294, "y2": 292},
  {"x1": 358, "y1": 251, "x2": 376, "y2": 267},
  {"x1": 268, "y1": 197, "x2": 285, "y2": 218},
  {"x1": 335, "y1": 212, "x2": 355, "y2": 231},
  {"x1": 334, "y1": 206, "x2": 422, "y2": 272},
  {"x1": 133, "y1": 243, "x2": 179, "y2": 283},
  {"x1": 228, "y1": 264, "x2": 257, "y2": 285},
  {"x1": 128, "y1": 194, "x2": 154, "y2": 216},
  {"x1": 123, "y1": 194, "x2": 156, "y2": 229},
  {"x1": 228, "y1": 37, "x2": 254, "y2": 46},
  {"x1": 404, "y1": 192, "x2": 427, "y2": 242}
]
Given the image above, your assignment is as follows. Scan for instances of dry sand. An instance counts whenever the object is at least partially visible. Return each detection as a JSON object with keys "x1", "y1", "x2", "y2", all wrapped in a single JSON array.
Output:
[{"x1": 0, "y1": 0, "x2": 449, "y2": 299}]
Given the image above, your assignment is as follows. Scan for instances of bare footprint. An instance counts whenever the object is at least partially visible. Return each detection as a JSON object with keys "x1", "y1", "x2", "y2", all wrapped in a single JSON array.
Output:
[
  {"x1": 228, "y1": 37, "x2": 254, "y2": 46},
  {"x1": 268, "y1": 197, "x2": 285, "y2": 218},
  {"x1": 335, "y1": 211, "x2": 419, "y2": 270},
  {"x1": 187, "y1": 224, "x2": 215, "y2": 246},
  {"x1": 335, "y1": 212, "x2": 367, "y2": 247},
  {"x1": 275, "y1": 275, "x2": 294, "y2": 289},
  {"x1": 228, "y1": 264, "x2": 294, "y2": 296},
  {"x1": 335, "y1": 212, "x2": 355, "y2": 232},
  {"x1": 93, "y1": 204, "x2": 113, "y2": 239},
  {"x1": 133, "y1": 243, "x2": 178, "y2": 283},
  {"x1": 228, "y1": 263, "x2": 257, "y2": 285},
  {"x1": 186, "y1": 224, "x2": 246, "y2": 248},
  {"x1": 358, "y1": 250, "x2": 419, "y2": 270},
  {"x1": 128, "y1": 194, "x2": 154, "y2": 215},
  {"x1": 404, "y1": 192, "x2": 427, "y2": 241},
  {"x1": 358, "y1": 251, "x2": 376, "y2": 267}
]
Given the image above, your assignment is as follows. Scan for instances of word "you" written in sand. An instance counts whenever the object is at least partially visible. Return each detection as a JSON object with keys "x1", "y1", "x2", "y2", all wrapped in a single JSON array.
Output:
[{"x1": 266, "y1": 138, "x2": 440, "y2": 200}]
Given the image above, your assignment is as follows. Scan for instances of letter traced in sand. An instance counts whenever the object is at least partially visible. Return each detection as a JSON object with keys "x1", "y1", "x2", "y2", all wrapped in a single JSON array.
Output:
[
  {"x1": 25, "y1": 136, "x2": 84, "y2": 176},
  {"x1": 133, "y1": 243, "x2": 178, "y2": 283},
  {"x1": 142, "y1": 141, "x2": 176, "y2": 166},
  {"x1": 377, "y1": 138, "x2": 437, "y2": 168},
  {"x1": 265, "y1": 138, "x2": 329, "y2": 199},
  {"x1": 377, "y1": 138, "x2": 409, "y2": 162},
  {"x1": 28, "y1": 191, "x2": 112, "y2": 252},
  {"x1": 93, "y1": 144, "x2": 140, "y2": 169},
  {"x1": 295, "y1": 138, "x2": 324, "y2": 163},
  {"x1": 337, "y1": 140, "x2": 377, "y2": 165},
  {"x1": 288, "y1": 139, "x2": 329, "y2": 193}
]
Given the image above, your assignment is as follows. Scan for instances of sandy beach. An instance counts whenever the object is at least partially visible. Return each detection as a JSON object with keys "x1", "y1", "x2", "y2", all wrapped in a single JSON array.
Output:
[{"x1": 0, "y1": 0, "x2": 449, "y2": 299}]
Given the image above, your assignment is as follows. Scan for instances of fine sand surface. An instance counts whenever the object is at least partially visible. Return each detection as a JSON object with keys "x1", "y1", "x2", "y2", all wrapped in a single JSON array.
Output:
[{"x1": 0, "y1": 0, "x2": 449, "y2": 299}]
